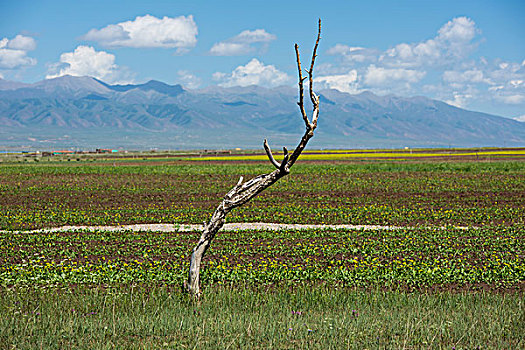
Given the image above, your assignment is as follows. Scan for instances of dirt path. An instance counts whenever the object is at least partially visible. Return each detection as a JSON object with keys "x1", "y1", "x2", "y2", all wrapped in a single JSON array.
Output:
[{"x1": 3, "y1": 222, "x2": 472, "y2": 233}]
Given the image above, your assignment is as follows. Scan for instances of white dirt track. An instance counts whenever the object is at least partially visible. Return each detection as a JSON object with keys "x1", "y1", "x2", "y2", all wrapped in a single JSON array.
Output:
[{"x1": 4, "y1": 222, "x2": 471, "y2": 233}]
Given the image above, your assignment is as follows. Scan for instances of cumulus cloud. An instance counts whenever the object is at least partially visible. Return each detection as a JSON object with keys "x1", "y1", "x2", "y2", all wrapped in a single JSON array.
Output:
[
  {"x1": 235, "y1": 29, "x2": 276, "y2": 43},
  {"x1": 364, "y1": 65, "x2": 426, "y2": 86},
  {"x1": 6, "y1": 34, "x2": 37, "y2": 51},
  {"x1": 0, "y1": 48, "x2": 36, "y2": 69},
  {"x1": 46, "y1": 45, "x2": 133, "y2": 84},
  {"x1": 325, "y1": 17, "x2": 481, "y2": 71},
  {"x1": 84, "y1": 24, "x2": 129, "y2": 44},
  {"x1": 319, "y1": 17, "x2": 481, "y2": 98},
  {"x1": 210, "y1": 29, "x2": 276, "y2": 56},
  {"x1": 176, "y1": 70, "x2": 201, "y2": 89},
  {"x1": 479, "y1": 60, "x2": 525, "y2": 105},
  {"x1": 210, "y1": 42, "x2": 249, "y2": 56},
  {"x1": 428, "y1": 58, "x2": 524, "y2": 109},
  {"x1": 317, "y1": 15, "x2": 525, "y2": 112},
  {"x1": 442, "y1": 69, "x2": 488, "y2": 84},
  {"x1": 444, "y1": 92, "x2": 473, "y2": 108},
  {"x1": 326, "y1": 44, "x2": 378, "y2": 63},
  {"x1": 487, "y1": 61, "x2": 524, "y2": 85},
  {"x1": 317, "y1": 16, "x2": 525, "y2": 115},
  {"x1": 213, "y1": 58, "x2": 290, "y2": 87},
  {"x1": 438, "y1": 16, "x2": 477, "y2": 45},
  {"x1": 0, "y1": 34, "x2": 37, "y2": 69},
  {"x1": 314, "y1": 70, "x2": 360, "y2": 94},
  {"x1": 381, "y1": 17, "x2": 480, "y2": 68},
  {"x1": 83, "y1": 15, "x2": 198, "y2": 52}
]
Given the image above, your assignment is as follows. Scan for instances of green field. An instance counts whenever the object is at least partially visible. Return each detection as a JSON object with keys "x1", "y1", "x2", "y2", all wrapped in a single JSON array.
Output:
[
  {"x1": 0, "y1": 155, "x2": 524, "y2": 348},
  {"x1": 1, "y1": 161, "x2": 524, "y2": 230},
  {"x1": 1, "y1": 227, "x2": 523, "y2": 290}
]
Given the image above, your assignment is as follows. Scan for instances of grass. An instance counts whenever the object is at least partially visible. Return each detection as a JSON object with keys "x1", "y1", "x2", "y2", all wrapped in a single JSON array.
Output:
[
  {"x1": 1, "y1": 285, "x2": 523, "y2": 349},
  {"x1": 1, "y1": 158, "x2": 524, "y2": 348}
]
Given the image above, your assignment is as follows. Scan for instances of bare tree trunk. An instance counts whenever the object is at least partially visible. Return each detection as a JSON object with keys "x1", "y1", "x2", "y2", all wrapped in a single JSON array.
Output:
[{"x1": 186, "y1": 19, "x2": 322, "y2": 297}]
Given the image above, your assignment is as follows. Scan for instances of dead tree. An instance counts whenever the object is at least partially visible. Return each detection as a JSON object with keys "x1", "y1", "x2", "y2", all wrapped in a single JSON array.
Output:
[{"x1": 185, "y1": 19, "x2": 322, "y2": 297}]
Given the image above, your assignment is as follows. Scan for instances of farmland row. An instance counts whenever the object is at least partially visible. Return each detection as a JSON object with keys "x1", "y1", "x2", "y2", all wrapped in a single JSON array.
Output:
[
  {"x1": 1, "y1": 161, "x2": 524, "y2": 229},
  {"x1": 1, "y1": 226, "x2": 523, "y2": 291}
]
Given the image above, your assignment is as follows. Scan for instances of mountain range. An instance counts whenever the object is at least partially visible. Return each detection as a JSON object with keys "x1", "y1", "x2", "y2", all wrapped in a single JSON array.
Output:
[{"x1": 1, "y1": 75, "x2": 524, "y2": 150}]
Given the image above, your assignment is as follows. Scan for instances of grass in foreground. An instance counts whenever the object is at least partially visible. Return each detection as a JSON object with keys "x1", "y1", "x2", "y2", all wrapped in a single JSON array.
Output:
[{"x1": 1, "y1": 285, "x2": 523, "y2": 349}]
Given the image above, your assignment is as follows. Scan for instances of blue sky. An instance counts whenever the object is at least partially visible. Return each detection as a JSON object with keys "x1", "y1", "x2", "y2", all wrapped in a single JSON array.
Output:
[{"x1": 1, "y1": 0, "x2": 524, "y2": 118}]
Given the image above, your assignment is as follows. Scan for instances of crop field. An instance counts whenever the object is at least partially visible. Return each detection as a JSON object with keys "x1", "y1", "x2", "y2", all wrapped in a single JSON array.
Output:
[
  {"x1": 1, "y1": 161, "x2": 524, "y2": 230},
  {"x1": 0, "y1": 156, "x2": 524, "y2": 348},
  {"x1": 1, "y1": 159, "x2": 524, "y2": 289},
  {"x1": 189, "y1": 148, "x2": 525, "y2": 162},
  {"x1": 1, "y1": 227, "x2": 523, "y2": 291}
]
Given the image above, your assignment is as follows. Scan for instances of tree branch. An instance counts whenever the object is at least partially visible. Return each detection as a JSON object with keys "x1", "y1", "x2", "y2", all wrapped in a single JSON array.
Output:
[
  {"x1": 263, "y1": 139, "x2": 281, "y2": 169},
  {"x1": 295, "y1": 44, "x2": 311, "y2": 130},
  {"x1": 308, "y1": 18, "x2": 322, "y2": 110},
  {"x1": 185, "y1": 19, "x2": 322, "y2": 297}
]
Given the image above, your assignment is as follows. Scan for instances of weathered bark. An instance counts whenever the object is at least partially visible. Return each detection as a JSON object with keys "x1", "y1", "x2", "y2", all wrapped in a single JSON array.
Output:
[{"x1": 186, "y1": 19, "x2": 322, "y2": 297}]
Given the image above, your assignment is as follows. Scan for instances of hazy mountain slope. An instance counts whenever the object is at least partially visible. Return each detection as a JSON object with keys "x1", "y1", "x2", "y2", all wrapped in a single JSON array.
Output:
[{"x1": 1, "y1": 75, "x2": 524, "y2": 149}]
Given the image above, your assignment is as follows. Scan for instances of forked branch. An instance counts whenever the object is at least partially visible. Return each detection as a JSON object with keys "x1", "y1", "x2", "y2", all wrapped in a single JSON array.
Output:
[
  {"x1": 264, "y1": 139, "x2": 289, "y2": 173},
  {"x1": 185, "y1": 19, "x2": 322, "y2": 297}
]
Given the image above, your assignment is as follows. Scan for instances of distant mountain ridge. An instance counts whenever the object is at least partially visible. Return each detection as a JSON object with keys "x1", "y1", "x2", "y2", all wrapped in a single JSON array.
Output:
[{"x1": 1, "y1": 75, "x2": 524, "y2": 150}]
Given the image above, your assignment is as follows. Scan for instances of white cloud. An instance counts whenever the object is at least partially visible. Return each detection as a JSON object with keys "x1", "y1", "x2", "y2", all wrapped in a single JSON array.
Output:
[
  {"x1": 442, "y1": 69, "x2": 489, "y2": 84},
  {"x1": 234, "y1": 29, "x2": 276, "y2": 43},
  {"x1": 324, "y1": 17, "x2": 481, "y2": 72},
  {"x1": 483, "y1": 60, "x2": 525, "y2": 105},
  {"x1": 213, "y1": 58, "x2": 290, "y2": 87},
  {"x1": 381, "y1": 17, "x2": 479, "y2": 67},
  {"x1": 438, "y1": 16, "x2": 477, "y2": 44},
  {"x1": 327, "y1": 44, "x2": 378, "y2": 63},
  {"x1": 176, "y1": 70, "x2": 201, "y2": 89},
  {"x1": 210, "y1": 42, "x2": 250, "y2": 56},
  {"x1": 488, "y1": 85, "x2": 504, "y2": 92},
  {"x1": 444, "y1": 92, "x2": 473, "y2": 108},
  {"x1": 319, "y1": 16, "x2": 524, "y2": 113},
  {"x1": 327, "y1": 44, "x2": 364, "y2": 55},
  {"x1": 320, "y1": 17, "x2": 486, "y2": 99},
  {"x1": 0, "y1": 34, "x2": 37, "y2": 69},
  {"x1": 364, "y1": 65, "x2": 426, "y2": 86},
  {"x1": 314, "y1": 70, "x2": 360, "y2": 94},
  {"x1": 488, "y1": 61, "x2": 524, "y2": 84},
  {"x1": 46, "y1": 45, "x2": 133, "y2": 84},
  {"x1": 83, "y1": 15, "x2": 198, "y2": 51},
  {"x1": 495, "y1": 94, "x2": 525, "y2": 104},
  {"x1": 7, "y1": 34, "x2": 37, "y2": 51},
  {"x1": 210, "y1": 29, "x2": 276, "y2": 56},
  {"x1": 0, "y1": 48, "x2": 37, "y2": 69},
  {"x1": 432, "y1": 58, "x2": 525, "y2": 109},
  {"x1": 83, "y1": 24, "x2": 129, "y2": 44}
]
